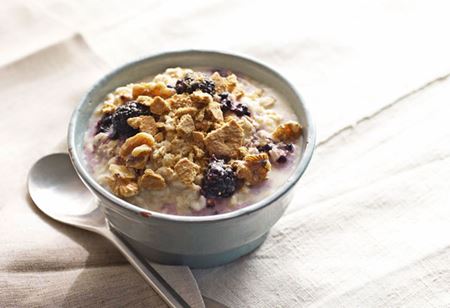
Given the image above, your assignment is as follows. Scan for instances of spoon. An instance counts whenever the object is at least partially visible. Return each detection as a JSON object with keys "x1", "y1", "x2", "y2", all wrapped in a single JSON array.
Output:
[{"x1": 28, "y1": 153, "x2": 226, "y2": 308}]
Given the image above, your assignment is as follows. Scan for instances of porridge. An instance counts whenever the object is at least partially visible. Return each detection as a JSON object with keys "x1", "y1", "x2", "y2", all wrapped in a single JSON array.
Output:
[{"x1": 84, "y1": 68, "x2": 302, "y2": 216}]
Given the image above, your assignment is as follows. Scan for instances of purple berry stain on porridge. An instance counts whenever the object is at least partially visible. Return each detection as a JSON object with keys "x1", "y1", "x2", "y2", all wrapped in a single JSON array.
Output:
[{"x1": 83, "y1": 67, "x2": 303, "y2": 216}]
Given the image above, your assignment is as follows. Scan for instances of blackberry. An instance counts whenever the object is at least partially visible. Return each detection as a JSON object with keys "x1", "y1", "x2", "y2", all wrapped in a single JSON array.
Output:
[
  {"x1": 175, "y1": 76, "x2": 215, "y2": 95},
  {"x1": 233, "y1": 104, "x2": 250, "y2": 117},
  {"x1": 175, "y1": 76, "x2": 194, "y2": 94},
  {"x1": 110, "y1": 101, "x2": 151, "y2": 139},
  {"x1": 218, "y1": 92, "x2": 250, "y2": 117},
  {"x1": 277, "y1": 155, "x2": 287, "y2": 164},
  {"x1": 201, "y1": 159, "x2": 237, "y2": 198},
  {"x1": 198, "y1": 79, "x2": 215, "y2": 95},
  {"x1": 257, "y1": 143, "x2": 273, "y2": 153},
  {"x1": 282, "y1": 143, "x2": 294, "y2": 152},
  {"x1": 218, "y1": 92, "x2": 233, "y2": 112},
  {"x1": 96, "y1": 113, "x2": 113, "y2": 135}
]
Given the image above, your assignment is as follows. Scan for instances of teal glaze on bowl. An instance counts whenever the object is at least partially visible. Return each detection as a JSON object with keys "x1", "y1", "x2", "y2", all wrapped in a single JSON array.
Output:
[{"x1": 68, "y1": 50, "x2": 315, "y2": 268}]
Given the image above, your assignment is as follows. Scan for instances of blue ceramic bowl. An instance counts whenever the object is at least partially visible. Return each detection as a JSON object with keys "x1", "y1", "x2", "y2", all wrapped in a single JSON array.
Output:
[{"x1": 68, "y1": 50, "x2": 315, "y2": 268}]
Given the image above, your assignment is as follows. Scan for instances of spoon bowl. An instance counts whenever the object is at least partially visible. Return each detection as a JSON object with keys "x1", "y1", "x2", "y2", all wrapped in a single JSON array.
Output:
[{"x1": 28, "y1": 153, "x2": 105, "y2": 231}]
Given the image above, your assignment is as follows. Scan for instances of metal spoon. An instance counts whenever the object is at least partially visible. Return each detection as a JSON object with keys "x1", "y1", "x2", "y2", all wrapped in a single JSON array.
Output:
[{"x1": 28, "y1": 153, "x2": 226, "y2": 308}]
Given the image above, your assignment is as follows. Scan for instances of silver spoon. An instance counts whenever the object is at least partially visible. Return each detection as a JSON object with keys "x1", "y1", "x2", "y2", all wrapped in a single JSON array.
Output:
[{"x1": 28, "y1": 153, "x2": 226, "y2": 308}]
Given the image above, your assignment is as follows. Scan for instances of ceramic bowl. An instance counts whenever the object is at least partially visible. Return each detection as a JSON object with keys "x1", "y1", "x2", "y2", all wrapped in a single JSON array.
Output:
[{"x1": 68, "y1": 50, "x2": 315, "y2": 268}]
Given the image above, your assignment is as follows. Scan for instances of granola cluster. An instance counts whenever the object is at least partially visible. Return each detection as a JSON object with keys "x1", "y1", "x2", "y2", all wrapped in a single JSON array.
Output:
[{"x1": 86, "y1": 68, "x2": 302, "y2": 213}]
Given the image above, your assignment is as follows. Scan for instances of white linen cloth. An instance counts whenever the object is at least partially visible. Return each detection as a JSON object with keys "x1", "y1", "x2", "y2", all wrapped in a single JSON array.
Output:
[{"x1": 1, "y1": 0, "x2": 449, "y2": 307}]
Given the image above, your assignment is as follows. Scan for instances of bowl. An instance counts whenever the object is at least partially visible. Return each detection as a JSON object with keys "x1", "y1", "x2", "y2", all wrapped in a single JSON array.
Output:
[{"x1": 68, "y1": 50, "x2": 315, "y2": 268}]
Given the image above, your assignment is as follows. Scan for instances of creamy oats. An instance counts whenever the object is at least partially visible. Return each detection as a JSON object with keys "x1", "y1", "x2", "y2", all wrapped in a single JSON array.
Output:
[{"x1": 84, "y1": 68, "x2": 303, "y2": 216}]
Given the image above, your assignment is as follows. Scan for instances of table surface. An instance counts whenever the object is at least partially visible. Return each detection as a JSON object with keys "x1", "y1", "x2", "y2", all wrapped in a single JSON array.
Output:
[{"x1": 1, "y1": 1, "x2": 449, "y2": 307}]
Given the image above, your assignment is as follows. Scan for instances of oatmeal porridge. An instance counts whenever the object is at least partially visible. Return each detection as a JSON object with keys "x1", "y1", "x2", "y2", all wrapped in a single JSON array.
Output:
[{"x1": 84, "y1": 67, "x2": 303, "y2": 216}]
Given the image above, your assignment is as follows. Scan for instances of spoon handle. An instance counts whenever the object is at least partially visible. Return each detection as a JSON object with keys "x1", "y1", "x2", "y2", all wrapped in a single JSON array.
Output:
[{"x1": 103, "y1": 229, "x2": 190, "y2": 308}]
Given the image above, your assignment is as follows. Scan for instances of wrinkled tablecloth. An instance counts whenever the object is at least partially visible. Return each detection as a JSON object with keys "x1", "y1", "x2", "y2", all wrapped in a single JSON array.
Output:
[{"x1": 1, "y1": 0, "x2": 449, "y2": 307}]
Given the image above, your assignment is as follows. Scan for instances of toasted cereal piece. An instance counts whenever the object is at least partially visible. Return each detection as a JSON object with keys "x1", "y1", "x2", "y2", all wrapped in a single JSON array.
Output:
[
  {"x1": 194, "y1": 119, "x2": 213, "y2": 132},
  {"x1": 244, "y1": 153, "x2": 271, "y2": 185},
  {"x1": 225, "y1": 74, "x2": 238, "y2": 93},
  {"x1": 167, "y1": 93, "x2": 193, "y2": 109},
  {"x1": 176, "y1": 114, "x2": 195, "y2": 135},
  {"x1": 155, "y1": 166, "x2": 176, "y2": 182},
  {"x1": 190, "y1": 90, "x2": 213, "y2": 106},
  {"x1": 207, "y1": 101, "x2": 224, "y2": 122},
  {"x1": 195, "y1": 108, "x2": 205, "y2": 121},
  {"x1": 107, "y1": 164, "x2": 139, "y2": 197},
  {"x1": 238, "y1": 146, "x2": 250, "y2": 157},
  {"x1": 101, "y1": 102, "x2": 116, "y2": 114},
  {"x1": 119, "y1": 132, "x2": 155, "y2": 158},
  {"x1": 154, "y1": 132, "x2": 164, "y2": 142},
  {"x1": 210, "y1": 72, "x2": 228, "y2": 93},
  {"x1": 111, "y1": 179, "x2": 139, "y2": 197},
  {"x1": 131, "y1": 144, "x2": 152, "y2": 157},
  {"x1": 174, "y1": 158, "x2": 200, "y2": 185},
  {"x1": 238, "y1": 117, "x2": 256, "y2": 142},
  {"x1": 192, "y1": 145, "x2": 205, "y2": 158},
  {"x1": 151, "y1": 82, "x2": 175, "y2": 98},
  {"x1": 135, "y1": 95, "x2": 153, "y2": 106},
  {"x1": 126, "y1": 156, "x2": 148, "y2": 169},
  {"x1": 165, "y1": 130, "x2": 177, "y2": 142},
  {"x1": 210, "y1": 72, "x2": 238, "y2": 93},
  {"x1": 169, "y1": 137, "x2": 193, "y2": 156},
  {"x1": 140, "y1": 169, "x2": 166, "y2": 190},
  {"x1": 175, "y1": 106, "x2": 198, "y2": 117},
  {"x1": 192, "y1": 131, "x2": 205, "y2": 147},
  {"x1": 232, "y1": 153, "x2": 271, "y2": 185},
  {"x1": 127, "y1": 115, "x2": 158, "y2": 136},
  {"x1": 272, "y1": 121, "x2": 302, "y2": 142},
  {"x1": 132, "y1": 82, "x2": 175, "y2": 99},
  {"x1": 162, "y1": 153, "x2": 178, "y2": 168},
  {"x1": 232, "y1": 160, "x2": 252, "y2": 182},
  {"x1": 109, "y1": 164, "x2": 135, "y2": 179},
  {"x1": 149, "y1": 96, "x2": 171, "y2": 115},
  {"x1": 113, "y1": 86, "x2": 133, "y2": 102},
  {"x1": 132, "y1": 84, "x2": 148, "y2": 98},
  {"x1": 126, "y1": 144, "x2": 152, "y2": 169},
  {"x1": 204, "y1": 119, "x2": 244, "y2": 158}
]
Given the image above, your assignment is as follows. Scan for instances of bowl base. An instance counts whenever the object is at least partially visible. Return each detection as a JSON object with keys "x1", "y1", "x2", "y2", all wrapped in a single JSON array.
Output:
[{"x1": 120, "y1": 232, "x2": 268, "y2": 268}]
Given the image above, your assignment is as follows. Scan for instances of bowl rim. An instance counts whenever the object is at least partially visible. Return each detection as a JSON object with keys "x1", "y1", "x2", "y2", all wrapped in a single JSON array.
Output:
[{"x1": 68, "y1": 49, "x2": 316, "y2": 223}]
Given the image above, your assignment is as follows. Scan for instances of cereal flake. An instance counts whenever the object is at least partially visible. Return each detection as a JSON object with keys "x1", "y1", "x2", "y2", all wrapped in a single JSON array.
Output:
[
  {"x1": 204, "y1": 119, "x2": 244, "y2": 158},
  {"x1": 174, "y1": 158, "x2": 200, "y2": 185},
  {"x1": 140, "y1": 169, "x2": 166, "y2": 190}
]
